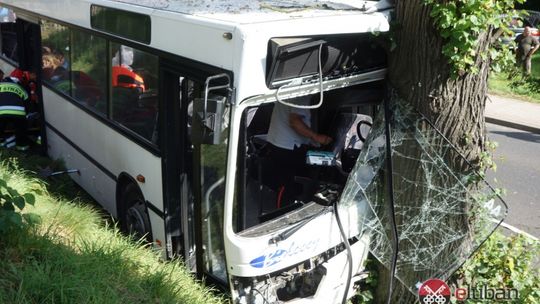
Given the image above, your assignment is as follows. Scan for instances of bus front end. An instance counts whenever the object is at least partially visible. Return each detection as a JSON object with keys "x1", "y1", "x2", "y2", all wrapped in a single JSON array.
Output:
[{"x1": 222, "y1": 14, "x2": 391, "y2": 303}]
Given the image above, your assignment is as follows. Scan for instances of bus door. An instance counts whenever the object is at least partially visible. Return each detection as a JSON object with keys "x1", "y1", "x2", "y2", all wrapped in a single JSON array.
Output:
[
  {"x1": 161, "y1": 68, "x2": 189, "y2": 263},
  {"x1": 8, "y1": 14, "x2": 44, "y2": 150},
  {"x1": 190, "y1": 73, "x2": 232, "y2": 285},
  {"x1": 161, "y1": 66, "x2": 232, "y2": 285},
  {"x1": 15, "y1": 16, "x2": 40, "y2": 74}
]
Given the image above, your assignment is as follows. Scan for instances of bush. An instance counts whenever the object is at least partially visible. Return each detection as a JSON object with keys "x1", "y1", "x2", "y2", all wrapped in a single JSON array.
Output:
[
  {"x1": 451, "y1": 231, "x2": 540, "y2": 303},
  {"x1": 0, "y1": 175, "x2": 41, "y2": 235},
  {"x1": 353, "y1": 231, "x2": 539, "y2": 303}
]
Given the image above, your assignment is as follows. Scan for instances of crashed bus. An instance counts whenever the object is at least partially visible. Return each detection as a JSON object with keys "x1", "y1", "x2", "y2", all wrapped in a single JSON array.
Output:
[{"x1": 0, "y1": 0, "x2": 506, "y2": 303}]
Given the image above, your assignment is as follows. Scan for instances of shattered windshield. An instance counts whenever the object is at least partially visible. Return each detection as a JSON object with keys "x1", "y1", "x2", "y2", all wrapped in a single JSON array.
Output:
[{"x1": 338, "y1": 102, "x2": 507, "y2": 293}]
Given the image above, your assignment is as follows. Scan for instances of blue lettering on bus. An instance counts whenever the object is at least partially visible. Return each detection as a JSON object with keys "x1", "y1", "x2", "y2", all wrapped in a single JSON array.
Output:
[{"x1": 249, "y1": 240, "x2": 319, "y2": 269}]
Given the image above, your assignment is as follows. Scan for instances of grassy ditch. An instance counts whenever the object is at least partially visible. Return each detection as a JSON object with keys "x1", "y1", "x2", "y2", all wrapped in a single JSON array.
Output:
[{"x1": 0, "y1": 150, "x2": 225, "y2": 304}]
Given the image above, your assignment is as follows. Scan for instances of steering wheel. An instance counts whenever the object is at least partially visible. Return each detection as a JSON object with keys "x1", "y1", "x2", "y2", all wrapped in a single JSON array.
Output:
[
  {"x1": 334, "y1": 119, "x2": 373, "y2": 175},
  {"x1": 356, "y1": 119, "x2": 373, "y2": 143}
]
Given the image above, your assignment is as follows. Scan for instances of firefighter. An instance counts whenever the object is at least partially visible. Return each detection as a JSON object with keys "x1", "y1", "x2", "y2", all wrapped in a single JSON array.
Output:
[
  {"x1": 10, "y1": 68, "x2": 39, "y2": 109},
  {"x1": 0, "y1": 75, "x2": 30, "y2": 150}
]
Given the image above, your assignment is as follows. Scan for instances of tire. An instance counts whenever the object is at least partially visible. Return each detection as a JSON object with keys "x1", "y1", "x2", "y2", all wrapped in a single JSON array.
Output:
[{"x1": 120, "y1": 183, "x2": 152, "y2": 243}]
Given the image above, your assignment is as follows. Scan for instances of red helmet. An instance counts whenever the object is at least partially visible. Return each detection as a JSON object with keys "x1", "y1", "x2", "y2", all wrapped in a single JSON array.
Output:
[
  {"x1": 9, "y1": 68, "x2": 24, "y2": 80},
  {"x1": 9, "y1": 69, "x2": 31, "y2": 85}
]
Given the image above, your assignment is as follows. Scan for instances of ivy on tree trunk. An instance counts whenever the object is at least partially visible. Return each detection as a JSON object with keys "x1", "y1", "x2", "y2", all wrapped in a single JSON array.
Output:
[{"x1": 389, "y1": 0, "x2": 490, "y2": 166}]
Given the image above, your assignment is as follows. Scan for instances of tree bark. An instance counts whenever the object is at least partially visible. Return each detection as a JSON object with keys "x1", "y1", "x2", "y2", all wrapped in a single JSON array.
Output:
[
  {"x1": 389, "y1": 0, "x2": 489, "y2": 166},
  {"x1": 374, "y1": 1, "x2": 492, "y2": 303}
]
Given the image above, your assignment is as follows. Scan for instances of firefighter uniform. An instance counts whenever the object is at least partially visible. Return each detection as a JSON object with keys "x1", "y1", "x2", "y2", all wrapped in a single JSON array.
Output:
[{"x1": 0, "y1": 77, "x2": 29, "y2": 149}]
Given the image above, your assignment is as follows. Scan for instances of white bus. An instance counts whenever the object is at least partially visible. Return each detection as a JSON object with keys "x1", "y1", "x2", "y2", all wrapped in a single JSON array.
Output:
[{"x1": 0, "y1": 1, "x2": 394, "y2": 303}]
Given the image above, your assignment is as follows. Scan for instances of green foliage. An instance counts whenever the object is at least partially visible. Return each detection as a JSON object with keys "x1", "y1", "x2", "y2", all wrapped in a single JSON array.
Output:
[
  {"x1": 424, "y1": 0, "x2": 525, "y2": 77},
  {"x1": 477, "y1": 139, "x2": 498, "y2": 176},
  {"x1": 351, "y1": 257, "x2": 378, "y2": 304},
  {"x1": 508, "y1": 73, "x2": 540, "y2": 93},
  {"x1": 451, "y1": 231, "x2": 540, "y2": 303},
  {"x1": 0, "y1": 150, "x2": 224, "y2": 304},
  {"x1": 489, "y1": 53, "x2": 540, "y2": 102},
  {"x1": 0, "y1": 174, "x2": 41, "y2": 234}
]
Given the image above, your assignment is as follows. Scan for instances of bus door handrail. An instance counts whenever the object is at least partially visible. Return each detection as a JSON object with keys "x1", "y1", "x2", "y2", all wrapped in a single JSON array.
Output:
[{"x1": 203, "y1": 73, "x2": 232, "y2": 120}]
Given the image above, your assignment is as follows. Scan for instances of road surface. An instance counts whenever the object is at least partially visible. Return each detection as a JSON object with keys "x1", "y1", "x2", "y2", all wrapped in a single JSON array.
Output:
[{"x1": 486, "y1": 123, "x2": 540, "y2": 238}]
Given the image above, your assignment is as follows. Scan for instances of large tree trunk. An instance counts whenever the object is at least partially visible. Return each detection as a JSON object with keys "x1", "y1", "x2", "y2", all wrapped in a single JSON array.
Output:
[
  {"x1": 374, "y1": 1, "x2": 492, "y2": 302},
  {"x1": 389, "y1": 0, "x2": 489, "y2": 164}
]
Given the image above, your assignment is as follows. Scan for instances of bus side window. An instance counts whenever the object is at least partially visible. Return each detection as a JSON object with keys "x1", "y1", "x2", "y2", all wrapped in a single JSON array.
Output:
[
  {"x1": 71, "y1": 29, "x2": 107, "y2": 115},
  {"x1": 110, "y1": 43, "x2": 159, "y2": 144},
  {"x1": 41, "y1": 20, "x2": 70, "y2": 91},
  {"x1": 0, "y1": 7, "x2": 17, "y2": 62}
]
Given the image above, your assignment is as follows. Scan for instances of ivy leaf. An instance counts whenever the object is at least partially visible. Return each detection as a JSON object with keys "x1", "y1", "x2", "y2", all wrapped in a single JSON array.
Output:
[
  {"x1": 2, "y1": 201, "x2": 15, "y2": 211},
  {"x1": 469, "y1": 15, "x2": 479, "y2": 26},
  {"x1": 506, "y1": 257, "x2": 515, "y2": 272},
  {"x1": 7, "y1": 187, "x2": 19, "y2": 197},
  {"x1": 23, "y1": 193, "x2": 36, "y2": 206},
  {"x1": 12, "y1": 196, "x2": 25, "y2": 210},
  {"x1": 23, "y1": 213, "x2": 42, "y2": 225},
  {"x1": 7, "y1": 212, "x2": 22, "y2": 226}
]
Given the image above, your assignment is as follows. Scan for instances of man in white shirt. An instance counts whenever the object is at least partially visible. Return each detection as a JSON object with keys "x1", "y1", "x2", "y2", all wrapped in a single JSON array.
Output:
[{"x1": 265, "y1": 97, "x2": 332, "y2": 207}]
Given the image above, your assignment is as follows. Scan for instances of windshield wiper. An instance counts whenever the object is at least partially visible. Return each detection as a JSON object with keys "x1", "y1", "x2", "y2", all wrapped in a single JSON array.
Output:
[
  {"x1": 268, "y1": 185, "x2": 341, "y2": 244},
  {"x1": 268, "y1": 205, "x2": 330, "y2": 244}
]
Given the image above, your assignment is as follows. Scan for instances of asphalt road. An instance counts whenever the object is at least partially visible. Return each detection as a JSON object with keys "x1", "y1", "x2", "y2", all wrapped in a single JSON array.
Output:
[{"x1": 486, "y1": 123, "x2": 540, "y2": 238}]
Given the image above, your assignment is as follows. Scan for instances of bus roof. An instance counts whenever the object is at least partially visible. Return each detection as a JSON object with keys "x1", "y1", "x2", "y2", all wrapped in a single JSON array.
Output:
[
  {"x1": 1, "y1": 0, "x2": 390, "y2": 101},
  {"x1": 108, "y1": 0, "x2": 386, "y2": 24}
]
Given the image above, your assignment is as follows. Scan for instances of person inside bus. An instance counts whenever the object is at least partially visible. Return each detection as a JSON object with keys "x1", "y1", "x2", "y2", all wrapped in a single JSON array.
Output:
[
  {"x1": 111, "y1": 46, "x2": 145, "y2": 93},
  {"x1": 42, "y1": 52, "x2": 68, "y2": 83},
  {"x1": 265, "y1": 96, "x2": 332, "y2": 207},
  {"x1": 110, "y1": 45, "x2": 149, "y2": 127},
  {"x1": 0, "y1": 75, "x2": 31, "y2": 150}
]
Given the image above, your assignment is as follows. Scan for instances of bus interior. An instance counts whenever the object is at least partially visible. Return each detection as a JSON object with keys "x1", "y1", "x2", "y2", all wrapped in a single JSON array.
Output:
[
  {"x1": 236, "y1": 81, "x2": 385, "y2": 235},
  {"x1": 230, "y1": 32, "x2": 388, "y2": 235}
]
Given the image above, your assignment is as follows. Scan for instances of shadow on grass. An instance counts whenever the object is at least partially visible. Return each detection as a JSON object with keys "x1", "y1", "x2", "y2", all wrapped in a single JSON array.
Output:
[
  {"x1": 0, "y1": 148, "x2": 107, "y2": 216},
  {"x1": 0, "y1": 228, "x2": 211, "y2": 304}
]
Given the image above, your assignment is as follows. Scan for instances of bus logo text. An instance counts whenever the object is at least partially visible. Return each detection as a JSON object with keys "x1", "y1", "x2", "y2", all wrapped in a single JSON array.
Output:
[{"x1": 250, "y1": 239, "x2": 319, "y2": 269}]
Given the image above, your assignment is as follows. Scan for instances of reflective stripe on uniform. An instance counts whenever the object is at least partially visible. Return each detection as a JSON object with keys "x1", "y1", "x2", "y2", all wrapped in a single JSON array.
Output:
[
  {"x1": 0, "y1": 83, "x2": 28, "y2": 100},
  {"x1": 0, "y1": 105, "x2": 25, "y2": 112},
  {"x1": 0, "y1": 109, "x2": 26, "y2": 116},
  {"x1": 0, "y1": 105, "x2": 26, "y2": 116}
]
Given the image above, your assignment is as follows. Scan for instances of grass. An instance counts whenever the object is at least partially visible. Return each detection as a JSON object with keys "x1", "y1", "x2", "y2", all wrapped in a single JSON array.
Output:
[
  {"x1": 488, "y1": 53, "x2": 540, "y2": 102},
  {"x1": 0, "y1": 149, "x2": 226, "y2": 304}
]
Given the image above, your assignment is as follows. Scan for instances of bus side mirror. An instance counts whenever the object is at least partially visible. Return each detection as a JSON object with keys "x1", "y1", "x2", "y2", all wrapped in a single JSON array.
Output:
[{"x1": 192, "y1": 96, "x2": 227, "y2": 145}]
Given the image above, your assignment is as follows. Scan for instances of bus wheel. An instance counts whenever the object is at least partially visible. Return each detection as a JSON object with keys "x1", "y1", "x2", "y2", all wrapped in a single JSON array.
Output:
[{"x1": 121, "y1": 184, "x2": 152, "y2": 243}]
